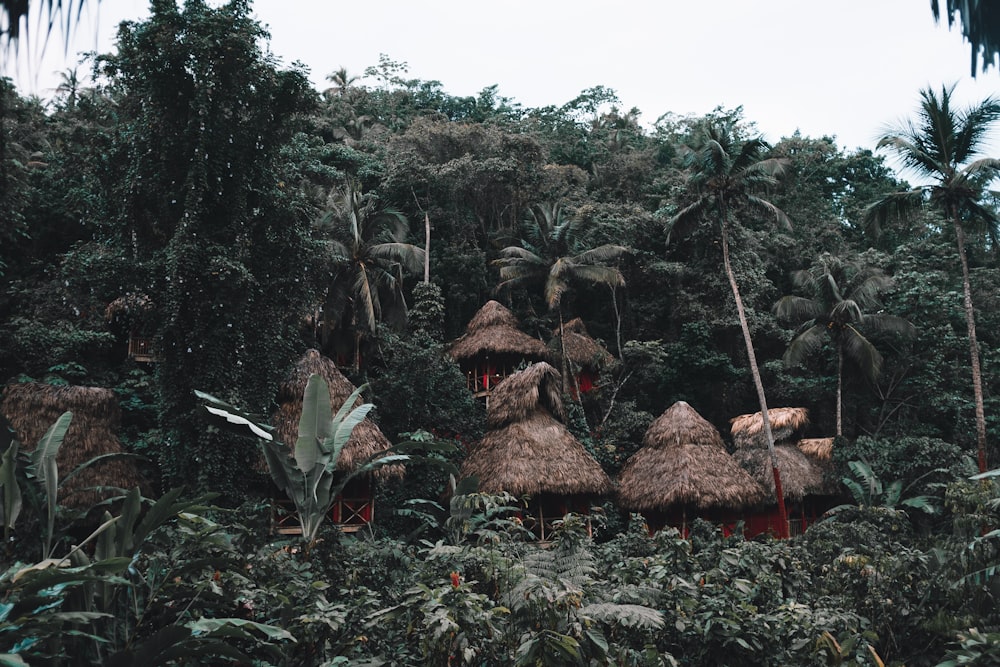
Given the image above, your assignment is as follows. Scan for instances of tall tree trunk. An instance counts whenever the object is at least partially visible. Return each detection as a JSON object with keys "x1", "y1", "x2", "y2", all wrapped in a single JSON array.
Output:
[
  {"x1": 836, "y1": 344, "x2": 844, "y2": 437},
  {"x1": 954, "y1": 214, "x2": 989, "y2": 472},
  {"x1": 719, "y1": 211, "x2": 789, "y2": 538},
  {"x1": 424, "y1": 212, "x2": 431, "y2": 283}
]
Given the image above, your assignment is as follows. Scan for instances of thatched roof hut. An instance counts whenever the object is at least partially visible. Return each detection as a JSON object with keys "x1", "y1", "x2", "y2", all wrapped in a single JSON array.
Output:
[
  {"x1": 460, "y1": 362, "x2": 611, "y2": 497},
  {"x1": 272, "y1": 349, "x2": 400, "y2": 479},
  {"x1": 0, "y1": 383, "x2": 148, "y2": 509},
  {"x1": 549, "y1": 318, "x2": 614, "y2": 372},
  {"x1": 617, "y1": 401, "x2": 766, "y2": 512},
  {"x1": 730, "y1": 407, "x2": 810, "y2": 448},
  {"x1": 448, "y1": 301, "x2": 551, "y2": 363}
]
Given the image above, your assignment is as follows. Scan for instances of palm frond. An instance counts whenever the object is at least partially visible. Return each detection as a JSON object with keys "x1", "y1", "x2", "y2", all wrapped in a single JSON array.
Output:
[
  {"x1": 571, "y1": 244, "x2": 629, "y2": 265},
  {"x1": 841, "y1": 325, "x2": 882, "y2": 382},
  {"x1": 783, "y1": 324, "x2": 826, "y2": 368},
  {"x1": 773, "y1": 296, "x2": 824, "y2": 324},
  {"x1": 863, "y1": 189, "x2": 925, "y2": 240},
  {"x1": 366, "y1": 242, "x2": 425, "y2": 274}
]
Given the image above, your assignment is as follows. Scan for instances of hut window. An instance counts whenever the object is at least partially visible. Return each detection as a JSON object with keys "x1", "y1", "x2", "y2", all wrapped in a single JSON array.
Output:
[{"x1": 128, "y1": 334, "x2": 160, "y2": 362}]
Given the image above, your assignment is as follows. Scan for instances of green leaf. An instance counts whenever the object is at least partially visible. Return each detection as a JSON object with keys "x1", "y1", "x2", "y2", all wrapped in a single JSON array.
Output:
[
  {"x1": 295, "y1": 375, "x2": 334, "y2": 472},
  {"x1": 0, "y1": 441, "x2": 22, "y2": 535},
  {"x1": 186, "y1": 618, "x2": 296, "y2": 642}
]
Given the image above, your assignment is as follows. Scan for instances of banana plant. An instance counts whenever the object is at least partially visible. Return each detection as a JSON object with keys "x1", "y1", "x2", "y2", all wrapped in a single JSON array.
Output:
[
  {"x1": 198, "y1": 374, "x2": 456, "y2": 550},
  {"x1": 827, "y1": 460, "x2": 939, "y2": 519}
]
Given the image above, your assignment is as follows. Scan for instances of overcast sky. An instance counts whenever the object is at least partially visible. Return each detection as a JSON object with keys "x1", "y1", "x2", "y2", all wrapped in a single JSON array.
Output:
[{"x1": 5, "y1": 0, "x2": 1000, "y2": 157}]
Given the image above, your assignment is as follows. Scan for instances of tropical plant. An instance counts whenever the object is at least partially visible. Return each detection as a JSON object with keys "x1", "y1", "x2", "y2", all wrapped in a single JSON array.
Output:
[
  {"x1": 774, "y1": 252, "x2": 915, "y2": 435},
  {"x1": 494, "y1": 201, "x2": 627, "y2": 391},
  {"x1": 316, "y1": 180, "x2": 425, "y2": 368},
  {"x1": 831, "y1": 460, "x2": 938, "y2": 516},
  {"x1": 865, "y1": 84, "x2": 1000, "y2": 472},
  {"x1": 198, "y1": 374, "x2": 456, "y2": 550},
  {"x1": 667, "y1": 119, "x2": 792, "y2": 537}
]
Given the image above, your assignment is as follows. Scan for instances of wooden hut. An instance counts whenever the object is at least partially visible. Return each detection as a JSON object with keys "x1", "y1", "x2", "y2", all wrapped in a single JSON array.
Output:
[
  {"x1": 105, "y1": 293, "x2": 159, "y2": 362},
  {"x1": 0, "y1": 382, "x2": 148, "y2": 510},
  {"x1": 729, "y1": 407, "x2": 828, "y2": 537},
  {"x1": 448, "y1": 301, "x2": 551, "y2": 401},
  {"x1": 549, "y1": 318, "x2": 615, "y2": 395},
  {"x1": 459, "y1": 362, "x2": 612, "y2": 540},
  {"x1": 270, "y1": 349, "x2": 400, "y2": 533},
  {"x1": 617, "y1": 401, "x2": 767, "y2": 536}
]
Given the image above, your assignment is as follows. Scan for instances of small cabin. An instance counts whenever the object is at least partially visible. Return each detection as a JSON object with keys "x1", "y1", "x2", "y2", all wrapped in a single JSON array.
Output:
[
  {"x1": 448, "y1": 301, "x2": 551, "y2": 403},
  {"x1": 458, "y1": 362, "x2": 612, "y2": 540},
  {"x1": 269, "y1": 349, "x2": 401, "y2": 535},
  {"x1": 617, "y1": 401, "x2": 767, "y2": 537}
]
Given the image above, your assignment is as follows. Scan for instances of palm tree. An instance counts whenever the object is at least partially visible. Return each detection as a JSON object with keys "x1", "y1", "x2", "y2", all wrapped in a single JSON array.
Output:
[
  {"x1": 317, "y1": 180, "x2": 425, "y2": 368},
  {"x1": 866, "y1": 84, "x2": 1000, "y2": 472},
  {"x1": 494, "y1": 201, "x2": 627, "y2": 391},
  {"x1": 668, "y1": 120, "x2": 792, "y2": 537},
  {"x1": 774, "y1": 253, "x2": 915, "y2": 436}
]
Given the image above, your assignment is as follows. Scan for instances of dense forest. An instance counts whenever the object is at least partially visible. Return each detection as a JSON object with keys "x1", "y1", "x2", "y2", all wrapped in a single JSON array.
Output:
[{"x1": 3, "y1": 1, "x2": 1000, "y2": 665}]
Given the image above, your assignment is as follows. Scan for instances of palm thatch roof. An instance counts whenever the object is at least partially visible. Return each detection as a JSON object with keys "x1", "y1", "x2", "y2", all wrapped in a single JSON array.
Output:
[
  {"x1": 272, "y1": 349, "x2": 400, "y2": 479},
  {"x1": 732, "y1": 445, "x2": 827, "y2": 502},
  {"x1": 798, "y1": 438, "x2": 834, "y2": 461},
  {"x1": 730, "y1": 407, "x2": 810, "y2": 448},
  {"x1": 617, "y1": 401, "x2": 766, "y2": 512},
  {"x1": 460, "y1": 363, "x2": 611, "y2": 497},
  {"x1": 550, "y1": 318, "x2": 615, "y2": 371},
  {"x1": 0, "y1": 382, "x2": 148, "y2": 509},
  {"x1": 448, "y1": 300, "x2": 551, "y2": 363},
  {"x1": 797, "y1": 437, "x2": 841, "y2": 495}
]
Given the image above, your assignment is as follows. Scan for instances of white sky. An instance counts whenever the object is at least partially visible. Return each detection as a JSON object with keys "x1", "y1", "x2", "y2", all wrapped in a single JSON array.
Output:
[{"x1": 5, "y1": 0, "x2": 1000, "y2": 156}]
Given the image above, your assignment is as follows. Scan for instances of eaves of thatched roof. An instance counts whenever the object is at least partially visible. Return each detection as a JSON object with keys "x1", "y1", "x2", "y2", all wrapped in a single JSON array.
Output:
[{"x1": 730, "y1": 407, "x2": 810, "y2": 448}]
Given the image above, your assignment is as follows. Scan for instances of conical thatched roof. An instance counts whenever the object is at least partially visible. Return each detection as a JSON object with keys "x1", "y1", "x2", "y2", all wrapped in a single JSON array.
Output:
[
  {"x1": 272, "y1": 349, "x2": 400, "y2": 479},
  {"x1": 730, "y1": 407, "x2": 810, "y2": 448},
  {"x1": 1, "y1": 383, "x2": 149, "y2": 509},
  {"x1": 448, "y1": 300, "x2": 551, "y2": 363},
  {"x1": 460, "y1": 362, "x2": 611, "y2": 497},
  {"x1": 732, "y1": 445, "x2": 826, "y2": 502},
  {"x1": 617, "y1": 401, "x2": 767, "y2": 512},
  {"x1": 550, "y1": 318, "x2": 614, "y2": 371}
]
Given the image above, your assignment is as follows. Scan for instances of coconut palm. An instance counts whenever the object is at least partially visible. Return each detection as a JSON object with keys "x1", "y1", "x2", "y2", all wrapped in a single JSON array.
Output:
[
  {"x1": 668, "y1": 120, "x2": 792, "y2": 537},
  {"x1": 774, "y1": 253, "x2": 915, "y2": 436},
  {"x1": 865, "y1": 84, "x2": 1000, "y2": 472},
  {"x1": 317, "y1": 180, "x2": 425, "y2": 368},
  {"x1": 493, "y1": 201, "x2": 627, "y2": 390}
]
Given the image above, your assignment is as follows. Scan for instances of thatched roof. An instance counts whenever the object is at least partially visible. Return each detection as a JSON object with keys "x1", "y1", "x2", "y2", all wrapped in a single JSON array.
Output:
[
  {"x1": 1, "y1": 383, "x2": 148, "y2": 509},
  {"x1": 617, "y1": 401, "x2": 767, "y2": 512},
  {"x1": 798, "y1": 438, "x2": 834, "y2": 461},
  {"x1": 550, "y1": 318, "x2": 614, "y2": 371},
  {"x1": 460, "y1": 363, "x2": 611, "y2": 497},
  {"x1": 732, "y1": 445, "x2": 827, "y2": 502},
  {"x1": 272, "y1": 349, "x2": 400, "y2": 479},
  {"x1": 104, "y1": 293, "x2": 154, "y2": 322},
  {"x1": 730, "y1": 407, "x2": 810, "y2": 448},
  {"x1": 797, "y1": 437, "x2": 841, "y2": 495},
  {"x1": 448, "y1": 300, "x2": 551, "y2": 363}
]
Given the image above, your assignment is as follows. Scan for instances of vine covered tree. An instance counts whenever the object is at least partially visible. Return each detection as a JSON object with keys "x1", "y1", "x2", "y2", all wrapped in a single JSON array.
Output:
[
  {"x1": 774, "y1": 253, "x2": 914, "y2": 436},
  {"x1": 866, "y1": 84, "x2": 1000, "y2": 472},
  {"x1": 97, "y1": 0, "x2": 317, "y2": 493},
  {"x1": 668, "y1": 120, "x2": 792, "y2": 537}
]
